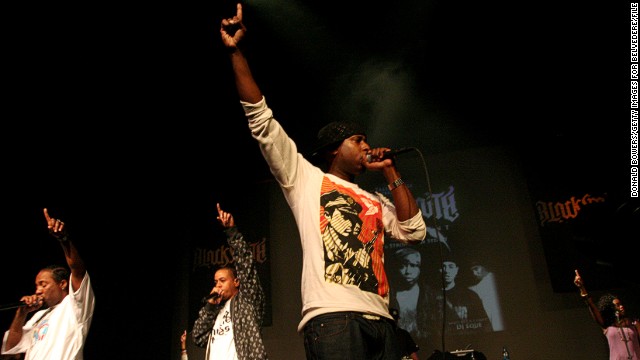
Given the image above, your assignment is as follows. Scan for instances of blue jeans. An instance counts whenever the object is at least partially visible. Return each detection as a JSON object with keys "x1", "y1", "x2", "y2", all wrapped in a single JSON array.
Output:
[{"x1": 303, "y1": 311, "x2": 400, "y2": 360}]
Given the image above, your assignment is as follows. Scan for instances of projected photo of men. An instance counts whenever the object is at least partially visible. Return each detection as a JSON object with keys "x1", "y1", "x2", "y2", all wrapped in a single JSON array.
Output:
[
  {"x1": 388, "y1": 246, "x2": 436, "y2": 342},
  {"x1": 434, "y1": 255, "x2": 491, "y2": 335}
]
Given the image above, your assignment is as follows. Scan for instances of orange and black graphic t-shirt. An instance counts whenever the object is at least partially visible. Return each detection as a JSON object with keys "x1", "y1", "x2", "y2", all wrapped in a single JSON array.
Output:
[{"x1": 319, "y1": 177, "x2": 387, "y2": 296}]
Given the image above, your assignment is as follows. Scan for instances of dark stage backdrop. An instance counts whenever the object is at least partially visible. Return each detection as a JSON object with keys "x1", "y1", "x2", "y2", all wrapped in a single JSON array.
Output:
[{"x1": 522, "y1": 139, "x2": 635, "y2": 294}]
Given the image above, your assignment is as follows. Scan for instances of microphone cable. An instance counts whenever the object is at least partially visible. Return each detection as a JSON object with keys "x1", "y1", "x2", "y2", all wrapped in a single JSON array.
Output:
[{"x1": 400, "y1": 146, "x2": 449, "y2": 359}]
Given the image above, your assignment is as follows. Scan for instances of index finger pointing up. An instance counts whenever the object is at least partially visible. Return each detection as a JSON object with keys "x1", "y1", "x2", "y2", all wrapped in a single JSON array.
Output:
[
  {"x1": 43, "y1": 208, "x2": 52, "y2": 222},
  {"x1": 236, "y1": 3, "x2": 243, "y2": 21}
]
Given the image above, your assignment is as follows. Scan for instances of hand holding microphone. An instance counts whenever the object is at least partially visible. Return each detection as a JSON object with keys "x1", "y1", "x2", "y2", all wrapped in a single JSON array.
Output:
[
  {"x1": 3, "y1": 295, "x2": 44, "y2": 312},
  {"x1": 201, "y1": 291, "x2": 222, "y2": 304},
  {"x1": 0, "y1": 297, "x2": 42, "y2": 312},
  {"x1": 365, "y1": 147, "x2": 413, "y2": 163}
]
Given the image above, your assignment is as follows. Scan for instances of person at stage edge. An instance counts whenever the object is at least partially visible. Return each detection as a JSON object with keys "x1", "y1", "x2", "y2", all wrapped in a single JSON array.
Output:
[
  {"x1": 192, "y1": 203, "x2": 268, "y2": 360},
  {"x1": 179, "y1": 330, "x2": 188, "y2": 360},
  {"x1": 574, "y1": 269, "x2": 640, "y2": 360},
  {"x1": 219, "y1": 4, "x2": 427, "y2": 359},
  {"x1": 1, "y1": 208, "x2": 95, "y2": 360}
]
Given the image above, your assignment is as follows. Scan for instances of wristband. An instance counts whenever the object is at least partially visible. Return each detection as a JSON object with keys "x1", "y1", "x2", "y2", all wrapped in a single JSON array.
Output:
[{"x1": 388, "y1": 178, "x2": 405, "y2": 191}]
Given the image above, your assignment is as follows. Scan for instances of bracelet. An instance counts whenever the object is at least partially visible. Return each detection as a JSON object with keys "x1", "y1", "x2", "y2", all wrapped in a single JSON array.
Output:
[
  {"x1": 181, "y1": 350, "x2": 187, "y2": 353},
  {"x1": 388, "y1": 178, "x2": 405, "y2": 191},
  {"x1": 581, "y1": 293, "x2": 591, "y2": 303}
]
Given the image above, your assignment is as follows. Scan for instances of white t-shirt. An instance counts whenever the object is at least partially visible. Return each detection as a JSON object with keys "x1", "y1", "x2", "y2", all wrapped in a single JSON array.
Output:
[
  {"x1": 1, "y1": 272, "x2": 95, "y2": 360},
  {"x1": 243, "y1": 97, "x2": 427, "y2": 332},
  {"x1": 208, "y1": 300, "x2": 237, "y2": 360}
]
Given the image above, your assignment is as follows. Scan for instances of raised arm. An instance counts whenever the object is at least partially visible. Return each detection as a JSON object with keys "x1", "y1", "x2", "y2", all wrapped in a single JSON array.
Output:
[
  {"x1": 574, "y1": 269, "x2": 605, "y2": 327},
  {"x1": 44, "y1": 208, "x2": 86, "y2": 291},
  {"x1": 217, "y1": 203, "x2": 266, "y2": 324},
  {"x1": 220, "y1": 3, "x2": 262, "y2": 104}
]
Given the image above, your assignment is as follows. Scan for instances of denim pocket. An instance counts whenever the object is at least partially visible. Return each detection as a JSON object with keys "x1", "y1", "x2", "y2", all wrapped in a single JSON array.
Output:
[{"x1": 305, "y1": 313, "x2": 351, "y2": 341}]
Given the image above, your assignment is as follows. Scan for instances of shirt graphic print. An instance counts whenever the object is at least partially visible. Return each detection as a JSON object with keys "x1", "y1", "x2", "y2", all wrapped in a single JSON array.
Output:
[{"x1": 320, "y1": 178, "x2": 385, "y2": 295}]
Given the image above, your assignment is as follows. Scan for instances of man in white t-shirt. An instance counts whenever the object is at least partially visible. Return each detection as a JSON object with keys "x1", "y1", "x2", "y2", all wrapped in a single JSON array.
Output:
[
  {"x1": 219, "y1": 4, "x2": 427, "y2": 358},
  {"x1": 1, "y1": 208, "x2": 95, "y2": 360}
]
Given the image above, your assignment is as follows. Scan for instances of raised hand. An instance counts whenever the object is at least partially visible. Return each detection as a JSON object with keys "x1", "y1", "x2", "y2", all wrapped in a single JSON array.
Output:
[
  {"x1": 216, "y1": 203, "x2": 235, "y2": 229},
  {"x1": 43, "y1": 208, "x2": 68, "y2": 240},
  {"x1": 573, "y1": 269, "x2": 583, "y2": 288},
  {"x1": 220, "y1": 3, "x2": 246, "y2": 49}
]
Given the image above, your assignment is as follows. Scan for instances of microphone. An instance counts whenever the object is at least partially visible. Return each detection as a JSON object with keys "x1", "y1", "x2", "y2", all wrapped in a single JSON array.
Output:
[
  {"x1": 366, "y1": 148, "x2": 413, "y2": 162},
  {"x1": 0, "y1": 301, "x2": 29, "y2": 312},
  {"x1": 201, "y1": 292, "x2": 221, "y2": 304},
  {"x1": 616, "y1": 310, "x2": 621, "y2": 323}
]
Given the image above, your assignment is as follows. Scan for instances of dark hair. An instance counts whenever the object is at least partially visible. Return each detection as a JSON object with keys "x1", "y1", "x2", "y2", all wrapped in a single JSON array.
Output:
[
  {"x1": 42, "y1": 265, "x2": 69, "y2": 283},
  {"x1": 597, "y1": 293, "x2": 618, "y2": 327},
  {"x1": 217, "y1": 265, "x2": 238, "y2": 279}
]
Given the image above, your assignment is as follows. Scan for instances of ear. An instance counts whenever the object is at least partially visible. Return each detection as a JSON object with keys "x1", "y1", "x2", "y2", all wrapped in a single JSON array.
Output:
[
  {"x1": 322, "y1": 148, "x2": 338, "y2": 163},
  {"x1": 234, "y1": 277, "x2": 240, "y2": 288},
  {"x1": 60, "y1": 279, "x2": 69, "y2": 291},
  {"x1": 326, "y1": 147, "x2": 340, "y2": 167}
]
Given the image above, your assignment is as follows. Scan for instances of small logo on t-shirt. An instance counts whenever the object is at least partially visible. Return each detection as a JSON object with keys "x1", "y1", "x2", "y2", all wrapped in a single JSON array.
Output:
[{"x1": 33, "y1": 320, "x2": 49, "y2": 341}]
